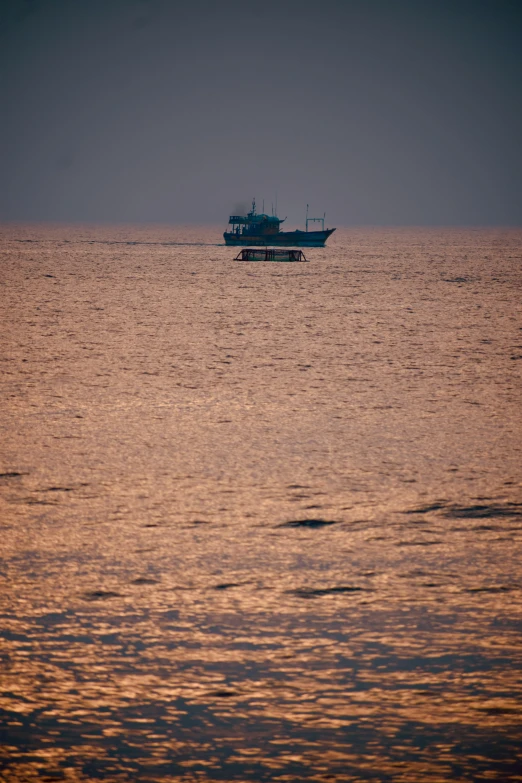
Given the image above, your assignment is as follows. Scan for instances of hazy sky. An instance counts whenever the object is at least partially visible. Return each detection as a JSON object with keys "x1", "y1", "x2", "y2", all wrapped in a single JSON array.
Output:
[{"x1": 2, "y1": 0, "x2": 522, "y2": 226}]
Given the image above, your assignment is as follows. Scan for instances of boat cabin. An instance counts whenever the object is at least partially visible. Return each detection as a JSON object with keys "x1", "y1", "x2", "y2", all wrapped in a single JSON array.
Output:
[{"x1": 228, "y1": 199, "x2": 284, "y2": 239}]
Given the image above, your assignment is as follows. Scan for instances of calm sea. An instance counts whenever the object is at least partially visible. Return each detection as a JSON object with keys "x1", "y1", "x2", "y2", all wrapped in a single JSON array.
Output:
[{"x1": 1, "y1": 224, "x2": 521, "y2": 782}]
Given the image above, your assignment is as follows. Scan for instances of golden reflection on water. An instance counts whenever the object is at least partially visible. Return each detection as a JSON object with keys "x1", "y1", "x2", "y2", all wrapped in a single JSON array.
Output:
[{"x1": 1, "y1": 224, "x2": 521, "y2": 781}]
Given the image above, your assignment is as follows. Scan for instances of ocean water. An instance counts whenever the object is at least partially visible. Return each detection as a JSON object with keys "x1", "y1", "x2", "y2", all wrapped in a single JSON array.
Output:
[{"x1": 1, "y1": 224, "x2": 521, "y2": 782}]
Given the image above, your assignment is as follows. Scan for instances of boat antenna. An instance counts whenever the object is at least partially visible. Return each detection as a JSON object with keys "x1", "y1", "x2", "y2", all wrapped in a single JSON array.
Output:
[
  {"x1": 262, "y1": 199, "x2": 265, "y2": 213},
  {"x1": 306, "y1": 204, "x2": 309, "y2": 232},
  {"x1": 275, "y1": 191, "x2": 278, "y2": 217}
]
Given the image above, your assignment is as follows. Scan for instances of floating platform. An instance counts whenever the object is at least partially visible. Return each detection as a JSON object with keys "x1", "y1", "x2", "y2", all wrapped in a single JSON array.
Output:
[{"x1": 234, "y1": 248, "x2": 308, "y2": 263}]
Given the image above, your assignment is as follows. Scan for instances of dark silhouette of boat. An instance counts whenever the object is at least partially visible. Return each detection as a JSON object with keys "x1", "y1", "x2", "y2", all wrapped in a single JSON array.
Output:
[{"x1": 224, "y1": 199, "x2": 335, "y2": 247}]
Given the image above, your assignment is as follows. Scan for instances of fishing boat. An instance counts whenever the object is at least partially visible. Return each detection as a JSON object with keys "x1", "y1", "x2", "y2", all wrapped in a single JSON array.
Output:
[
  {"x1": 235, "y1": 248, "x2": 308, "y2": 262},
  {"x1": 224, "y1": 199, "x2": 335, "y2": 247}
]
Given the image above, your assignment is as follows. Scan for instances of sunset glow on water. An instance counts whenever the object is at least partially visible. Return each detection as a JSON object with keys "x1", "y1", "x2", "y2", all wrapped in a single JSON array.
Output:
[{"x1": 1, "y1": 225, "x2": 521, "y2": 781}]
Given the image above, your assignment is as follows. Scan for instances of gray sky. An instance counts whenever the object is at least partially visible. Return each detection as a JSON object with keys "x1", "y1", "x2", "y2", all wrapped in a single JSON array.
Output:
[{"x1": 2, "y1": 0, "x2": 521, "y2": 226}]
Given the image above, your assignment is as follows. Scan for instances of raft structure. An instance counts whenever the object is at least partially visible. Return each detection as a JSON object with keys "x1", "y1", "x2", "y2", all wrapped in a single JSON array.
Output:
[{"x1": 234, "y1": 248, "x2": 308, "y2": 263}]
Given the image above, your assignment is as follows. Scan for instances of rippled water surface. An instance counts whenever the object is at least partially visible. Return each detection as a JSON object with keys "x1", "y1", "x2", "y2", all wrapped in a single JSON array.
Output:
[{"x1": 1, "y1": 224, "x2": 521, "y2": 781}]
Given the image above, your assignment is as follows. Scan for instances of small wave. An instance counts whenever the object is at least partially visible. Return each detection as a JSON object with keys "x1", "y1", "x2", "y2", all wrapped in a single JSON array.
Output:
[
  {"x1": 290, "y1": 586, "x2": 366, "y2": 598},
  {"x1": 83, "y1": 590, "x2": 122, "y2": 601},
  {"x1": 279, "y1": 518, "x2": 340, "y2": 529},
  {"x1": 445, "y1": 503, "x2": 522, "y2": 519},
  {"x1": 403, "y1": 502, "x2": 522, "y2": 519}
]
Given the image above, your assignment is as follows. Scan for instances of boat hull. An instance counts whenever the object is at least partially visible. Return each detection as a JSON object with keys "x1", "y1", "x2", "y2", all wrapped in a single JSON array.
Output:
[{"x1": 224, "y1": 228, "x2": 335, "y2": 248}]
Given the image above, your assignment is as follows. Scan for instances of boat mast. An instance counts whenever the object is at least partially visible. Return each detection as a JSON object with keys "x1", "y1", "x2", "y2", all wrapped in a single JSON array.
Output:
[{"x1": 306, "y1": 206, "x2": 325, "y2": 232}]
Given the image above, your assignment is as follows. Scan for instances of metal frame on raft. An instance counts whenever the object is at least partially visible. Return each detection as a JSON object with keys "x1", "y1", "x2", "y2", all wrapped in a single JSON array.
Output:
[{"x1": 234, "y1": 248, "x2": 308, "y2": 263}]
